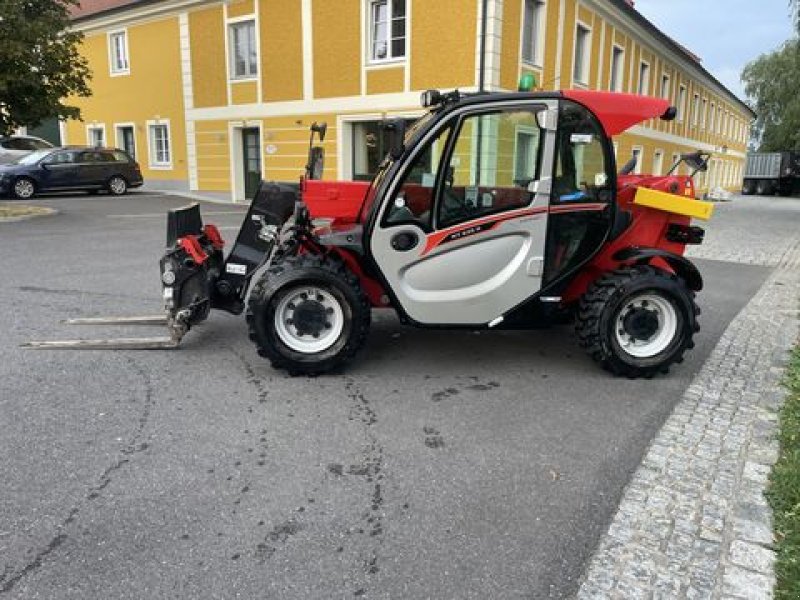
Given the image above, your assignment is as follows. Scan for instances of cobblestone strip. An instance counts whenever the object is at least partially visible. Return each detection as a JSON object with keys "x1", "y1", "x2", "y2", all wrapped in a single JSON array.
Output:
[{"x1": 577, "y1": 258, "x2": 800, "y2": 599}]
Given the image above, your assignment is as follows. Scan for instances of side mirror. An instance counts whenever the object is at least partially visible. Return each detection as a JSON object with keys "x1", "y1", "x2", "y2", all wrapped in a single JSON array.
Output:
[
  {"x1": 682, "y1": 151, "x2": 710, "y2": 174},
  {"x1": 311, "y1": 121, "x2": 327, "y2": 143},
  {"x1": 383, "y1": 119, "x2": 406, "y2": 160}
]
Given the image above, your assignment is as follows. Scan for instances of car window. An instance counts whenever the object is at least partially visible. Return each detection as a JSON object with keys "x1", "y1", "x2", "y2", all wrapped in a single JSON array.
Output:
[
  {"x1": 4, "y1": 139, "x2": 33, "y2": 151},
  {"x1": 30, "y1": 139, "x2": 53, "y2": 150},
  {"x1": 112, "y1": 150, "x2": 131, "y2": 163},
  {"x1": 16, "y1": 150, "x2": 53, "y2": 165},
  {"x1": 96, "y1": 151, "x2": 116, "y2": 163},
  {"x1": 42, "y1": 151, "x2": 75, "y2": 165},
  {"x1": 77, "y1": 151, "x2": 99, "y2": 163}
]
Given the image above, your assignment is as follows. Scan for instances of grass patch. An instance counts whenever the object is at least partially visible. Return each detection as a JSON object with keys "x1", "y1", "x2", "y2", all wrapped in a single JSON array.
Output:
[
  {"x1": 767, "y1": 344, "x2": 800, "y2": 599},
  {"x1": 0, "y1": 202, "x2": 52, "y2": 219}
]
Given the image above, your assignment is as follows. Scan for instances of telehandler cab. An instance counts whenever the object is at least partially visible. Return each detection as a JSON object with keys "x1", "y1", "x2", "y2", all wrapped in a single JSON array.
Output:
[{"x1": 28, "y1": 89, "x2": 714, "y2": 378}]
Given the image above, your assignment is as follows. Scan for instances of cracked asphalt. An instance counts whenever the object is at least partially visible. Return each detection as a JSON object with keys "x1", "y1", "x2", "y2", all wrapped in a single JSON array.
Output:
[{"x1": 0, "y1": 192, "x2": 772, "y2": 599}]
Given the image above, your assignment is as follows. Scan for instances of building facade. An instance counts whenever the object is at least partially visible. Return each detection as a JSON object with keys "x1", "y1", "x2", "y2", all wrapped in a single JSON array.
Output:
[{"x1": 65, "y1": 0, "x2": 755, "y2": 202}]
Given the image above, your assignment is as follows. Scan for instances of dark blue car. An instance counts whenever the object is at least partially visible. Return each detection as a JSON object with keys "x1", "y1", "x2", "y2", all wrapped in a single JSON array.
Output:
[{"x1": 0, "y1": 146, "x2": 144, "y2": 199}]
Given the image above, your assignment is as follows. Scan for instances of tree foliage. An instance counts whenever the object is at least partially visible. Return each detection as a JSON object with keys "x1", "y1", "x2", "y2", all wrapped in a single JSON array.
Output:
[
  {"x1": 0, "y1": 0, "x2": 91, "y2": 136},
  {"x1": 742, "y1": 39, "x2": 800, "y2": 152}
]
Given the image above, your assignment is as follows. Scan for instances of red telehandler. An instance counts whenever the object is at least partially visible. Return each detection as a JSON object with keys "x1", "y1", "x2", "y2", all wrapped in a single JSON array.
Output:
[{"x1": 28, "y1": 89, "x2": 714, "y2": 378}]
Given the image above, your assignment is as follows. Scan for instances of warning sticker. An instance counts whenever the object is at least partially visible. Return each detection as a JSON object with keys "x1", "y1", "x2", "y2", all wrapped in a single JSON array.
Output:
[{"x1": 226, "y1": 263, "x2": 247, "y2": 275}]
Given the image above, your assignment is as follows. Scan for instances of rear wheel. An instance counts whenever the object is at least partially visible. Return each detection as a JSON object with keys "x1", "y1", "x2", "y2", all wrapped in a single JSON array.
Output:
[
  {"x1": 246, "y1": 255, "x2": 371, "y2": 375},
  {"x1": 12, "y1": 177, "x2": 36, "y2": 200},
  {"x1": 755, "y1": 180, "x2": 773, "y2": 196},
  {"x1": 107, "y1": 175, "x2": 128, "y2": 196},
  {"x1": 575, "y1": 266, "x2": 699, "y2": 378}
]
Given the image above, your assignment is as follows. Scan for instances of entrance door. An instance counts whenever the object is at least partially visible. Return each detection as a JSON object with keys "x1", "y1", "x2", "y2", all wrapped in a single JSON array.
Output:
[
  {"x1": 118, "y1": 126, "x2": 136, "y2": 159},
  {"x1": 369, "y1": 102, "x2": 557, "y2": 326},
  {"x1": 242, "y1": 128, "x2": 262, "y2": 200}
]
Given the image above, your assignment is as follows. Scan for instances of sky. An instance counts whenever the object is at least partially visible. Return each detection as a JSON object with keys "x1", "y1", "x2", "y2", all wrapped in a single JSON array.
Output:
[{"x1": 634, "y1": 0, "x2": 795, "y2": 102}]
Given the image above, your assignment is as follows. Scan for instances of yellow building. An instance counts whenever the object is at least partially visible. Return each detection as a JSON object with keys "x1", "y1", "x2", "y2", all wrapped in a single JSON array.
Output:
[{"x1": 65, "y1": 0, "x2": 754, "y2": 202}]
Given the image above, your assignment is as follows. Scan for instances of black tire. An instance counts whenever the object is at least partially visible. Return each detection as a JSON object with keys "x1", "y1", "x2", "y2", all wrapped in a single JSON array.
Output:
[
  {"x1": 11, "y1": 177, "x2": 36, "y2": 200},
  {"x1": 755, "y1": 180, "x2": 773, "y2": 196},
  {"x1": 107, "y1": 175, "x2": 128, "y2": 196},
  {"x1": 246, "y1": 254, "x2": 371, "y2": 375},
  {"x1": 575, "y1": 265, "x2": 699, "y2": 378},
  {"x1": 741, "y1": 180, "x2": 755, "y2": 196}
]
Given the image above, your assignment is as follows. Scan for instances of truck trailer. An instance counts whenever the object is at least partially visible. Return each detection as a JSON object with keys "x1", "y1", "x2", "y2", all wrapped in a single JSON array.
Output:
[{"x1": 742, "y1": 152, "x2": 800, "y2": 196}]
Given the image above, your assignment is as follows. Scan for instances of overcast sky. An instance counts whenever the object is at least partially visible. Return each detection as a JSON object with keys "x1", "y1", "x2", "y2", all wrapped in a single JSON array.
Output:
[{"x1": 634, "y1": 0, "x2": 795, "y2": 101}]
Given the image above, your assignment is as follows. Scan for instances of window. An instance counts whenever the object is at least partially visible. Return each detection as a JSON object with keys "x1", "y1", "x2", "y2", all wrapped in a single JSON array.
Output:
[
  {"x1": 369, "y1": 0, "x2": 406, "y2": 62},
  {"x1": 709, "y1": 102, "x2": 716, "y2": 132},
  {"x1": 109, "y1": 31, "x2": 129, "y2": 75},
  {"x1": 116, "y1": 125, "x2": 136, "y2": 160},
  {"x1": 522, "y1": 0, "x2": 545, "y2": 66},
  {"x1": 701, "y1": 98, "x2": 707, "y2": 129},
  {"x1": 436, "y1": 109, "x2": 544, "y2": 228},
  {"x1": 229, "y1": 20, "x2": 257, "y2": 79},
  {"x1": 677, "y1": 85, "x2": 687, "y2": 122},
  {"x1": 717, "y1": 106, "x2": 723, "y2": 134},
  {"x1": 660, "y1": 74, "x2": 670, "y2": 100},
  {"x1": 42, "y1": 151, "x2": 75, "y2": 165},
  {"x1": 573, "y1": 25, "x2": 591, "y2": 85},
  {"x1": 671, "y1": 153, "x2": 681, "y2": 174},
  {"x1": 638, "y1": 62, "x2": 650, "y2": 95},
  {"x1": 351, "y1": 118, "x2": 417, "y2": 181},
  {"x1": 610, "y1": 46, "x2": 624, "y2": 92},
  {"x1": 148, "y1": 123, "x2": 171, "y2": 167},
  {"x1": 514, "y1": 127, "x2": 542, "y2": 185},
  {"x1": 631, "y1": 147, "x2": 643, "y2": 174},
  {"x1": 653, "y1": 150, "x2": 664, "y2": 176},
  {"x1": 87, "y1": 126, "x2": 105, "y2": 147},
  {"x1": 692, "y1": 93, "x2": 700, "y2": 127}
]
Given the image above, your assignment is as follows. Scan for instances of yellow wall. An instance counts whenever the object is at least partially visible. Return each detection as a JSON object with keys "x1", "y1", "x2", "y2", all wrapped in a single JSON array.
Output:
[
  {"x1": 260, "y1": 0, "x2": 304, "y2": 102},
  {"x1": 367, "y1": 67, "x2": 404, "y2": 95},
  {"x1": 66, "y1": 16, "x2": 187, "y2": 181},
  {"x1": 412, "y1": 0, "x2": 477, "y2": 90},
  {"x1": 190, "y1": 6, "x2": 227, "y2": 109},
  {"x1": 312, "y1": 0, "x2": 360, "y2": 98}
]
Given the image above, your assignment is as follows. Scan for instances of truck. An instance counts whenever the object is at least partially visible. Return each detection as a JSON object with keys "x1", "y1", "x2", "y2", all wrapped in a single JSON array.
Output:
[{"x1": 742, "y1": 152, "x2": 800, "y2": 196}]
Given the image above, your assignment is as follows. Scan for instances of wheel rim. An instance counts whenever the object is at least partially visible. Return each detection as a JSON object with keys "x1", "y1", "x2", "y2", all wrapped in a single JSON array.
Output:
[
  {"x1": 110, "y1": 177, "x2": 126, "y2": 194},
  {"x1": 14, "y1": 179, "x2": 33, "y2": 198},
  {"x1": 274, "y1": 285, "x2": 345, "y2": 354},
  {"x1": 614, "y1": 293, "x2": 679, "y2": 359}
]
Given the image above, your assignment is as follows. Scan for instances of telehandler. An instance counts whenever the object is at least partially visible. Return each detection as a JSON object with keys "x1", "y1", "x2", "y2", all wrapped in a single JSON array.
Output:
[{"x1": 29, "y1": 88, "x2": 714, "y2": 378}]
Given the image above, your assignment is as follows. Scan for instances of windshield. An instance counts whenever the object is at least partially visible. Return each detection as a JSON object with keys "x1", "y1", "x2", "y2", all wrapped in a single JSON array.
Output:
[{"x1": 16, "y1": 149, "x2": 53, "y2": 165}]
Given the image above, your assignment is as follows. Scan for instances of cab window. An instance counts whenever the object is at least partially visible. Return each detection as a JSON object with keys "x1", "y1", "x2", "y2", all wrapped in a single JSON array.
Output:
[
  {"x1": 437, "y1": 108, "x2": 544, "y2": 229},
  {"x1": 42, "y1": 151, "x2": 75, "y2": 165},
  {"x1": 384, "y1": 125, "x2": 453, "y2": 231}
]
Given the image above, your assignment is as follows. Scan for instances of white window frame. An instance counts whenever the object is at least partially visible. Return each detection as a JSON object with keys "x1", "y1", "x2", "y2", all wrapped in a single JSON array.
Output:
[
  {"x1": 86, "y1": 124, "x2": 106, "y2": 148},
  {"x1": 114, "y1": 123, "x2": 137, "y2": 159},
  {"x1": 108, "y1": 29, "x2": 130, "y2": 76},
  {"x1": 367, "y1": 0, "x2": 407, "y2": 64},
  {"x1": 652, "y1": 149, "x2": 664, "y2": 176},
  {"x1": 520, "y1": 0, "x2": 546, "y2": 68},
  {"x1": 701, "y1": 98, "x2": 708, "y2": 130},
  {"x1": 227, "y1": 18, "x2": 258, "y2": 81},
  {"x1": 609, "y1": 45, "x2": 625, "y2": 93},
  {"x1": 146, "y1": 119, "x2": 172, "y2": 170},
  {"x1": 572, "y1": 22, "x2": 592, "y2": 88},
  {"x1": 709, "y1": 102, "x2": 716, "y2": 133},
  {"x1": 717, "y1": 106, "x2": 723, "y2": 135},
  {"x1": 637, "y1": 60, "x2": 650, "y2": 95},
  {"x1": 660, "y1": 73, "x2": 670, "y2": 100},
  {"x1": 631, "y1": 145, "x2": 644, "y2": 175},
  {"x1": 513, "y1": 125, "x2": 540, "y2": 182},
  {"x1": 691, "y1": 93, "x2": 700, "y2": 128},
  {"x1": 677, "y1": 85, "x2": 687, "y2": 122}
]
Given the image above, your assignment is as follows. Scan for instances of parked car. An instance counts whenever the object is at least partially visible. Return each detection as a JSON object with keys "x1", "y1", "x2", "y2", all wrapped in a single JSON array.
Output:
[
  {"x1": 0, "y1": 135, "x2": 54, "y2": 164},
  {"x1": 0, "y1": 147, "x2": 144, "y2": 199}
]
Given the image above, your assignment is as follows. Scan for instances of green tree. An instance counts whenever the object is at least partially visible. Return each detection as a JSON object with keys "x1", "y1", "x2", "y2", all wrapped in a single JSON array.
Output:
[
  {"x1": 0, "y1": 0, "x2": 91, "y2": 136},
  {"x1": 742, "y1": 39, "x2": 800, "y2": 152}
]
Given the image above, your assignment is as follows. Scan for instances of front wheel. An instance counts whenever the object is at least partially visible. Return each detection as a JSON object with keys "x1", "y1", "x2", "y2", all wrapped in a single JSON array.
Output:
[
  {"x1": 246, "y1": 255, "x2": 371, "y2": 375},
  {"x1": 12, "y1": 177, "x2": 36, "y2": 200},
  {"x1": 575, "y1": 266, "x2": 699, "y2": 378}
]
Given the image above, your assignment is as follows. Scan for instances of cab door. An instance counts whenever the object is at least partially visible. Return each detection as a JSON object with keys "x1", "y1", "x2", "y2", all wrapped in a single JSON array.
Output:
[{"x1": 369, "y1": 101, "x2": 558, "y2": 326}]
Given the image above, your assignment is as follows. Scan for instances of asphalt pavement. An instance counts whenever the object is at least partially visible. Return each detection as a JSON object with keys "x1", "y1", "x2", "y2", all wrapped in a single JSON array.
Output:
[{"x1": 0, "y1": 192, "x2": 773, "y2": 599}]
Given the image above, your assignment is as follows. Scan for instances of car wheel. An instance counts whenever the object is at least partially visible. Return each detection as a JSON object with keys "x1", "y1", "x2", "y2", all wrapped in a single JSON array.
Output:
[
  {"x1": 12, "y1": 177, "x2": 36, "y2": 200},
  {"x1": 107, "y1": 176, "x2": 128, "y2": 196}
]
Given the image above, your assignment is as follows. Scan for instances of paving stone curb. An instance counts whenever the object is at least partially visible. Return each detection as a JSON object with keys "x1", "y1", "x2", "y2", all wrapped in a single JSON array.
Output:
[{"x1": 577, "y1": 251, "x2": 800, "y2": 599}]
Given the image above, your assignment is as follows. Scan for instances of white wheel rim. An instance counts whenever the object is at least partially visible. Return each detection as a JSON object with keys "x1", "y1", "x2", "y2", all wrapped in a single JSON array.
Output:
[
  {"x1": 274, "y1": 286, "x2": 345, "y2": 354},
  {"x1": 110, "y1": 178, "x2": 125, "y2": 194},
  {"x1": 614, "y1": 293, "x2": 679, "y2": 359},
  {"x1": 15, "y1": 180, "x2": 33, "y2": 198}
]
